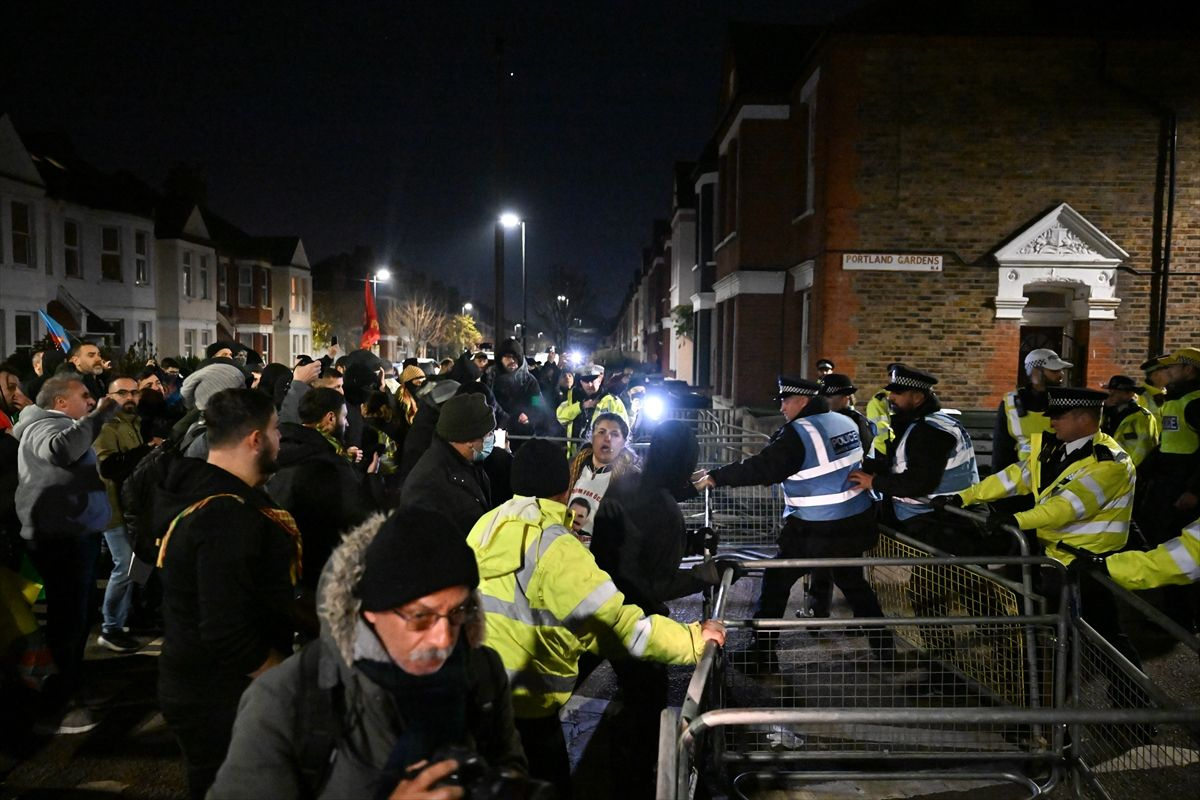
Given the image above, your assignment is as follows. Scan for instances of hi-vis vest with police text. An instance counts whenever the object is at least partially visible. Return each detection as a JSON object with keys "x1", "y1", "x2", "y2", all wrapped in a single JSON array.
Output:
[
  {"x1": 1002, "y1": 390, "x2": 1052, "y2": 463},
  {"x1": 891, "y1": 412, "x2": 979, "y2": 521},
  {"x1": 1106, "y1": 403, "x2": 1159, "y2": 467},
  {"x1": 1159, "y1": 388, "x2": 1200, "y2": 456},
  {"x1": 781, "y1": 411, "x2": 872, "y2": 522}
]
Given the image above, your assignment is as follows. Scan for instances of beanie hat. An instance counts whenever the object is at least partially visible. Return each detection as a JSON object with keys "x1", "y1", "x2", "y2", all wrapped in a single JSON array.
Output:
[
  {"x1": 205, "y1": 340, "x2": 240, "y2": 360},
  {"x1": 436, "y1": 393, "x2": 495, "y2": 441},
  {"x1": 181, "y1": 363, "x2": 247, "y2": 410},
  {"x1": 357, "y1": 508, "x2": 480, "y2": 612},
  {"x1": 400, "y1": 365, "x2": 426, "y2": 385},
  {"x1": 511, "y1": 438, "x2": 569, "y2": 498},
  {"x1": 496, "y1": 337, "x2": 525, "y2": 364}
]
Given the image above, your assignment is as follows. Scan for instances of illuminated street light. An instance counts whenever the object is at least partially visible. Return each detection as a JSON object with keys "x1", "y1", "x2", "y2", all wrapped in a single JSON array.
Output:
[
  {"x1": 462, "y1": 302, "x2": 473, "y2": 315},
  {"x1": 498, "y1": 212, "x2": 527, "y2": 353}
]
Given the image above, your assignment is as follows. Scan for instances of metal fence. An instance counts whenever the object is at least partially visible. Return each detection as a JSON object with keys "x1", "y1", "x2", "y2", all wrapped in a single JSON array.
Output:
[{"x1": 658, "y1": 543, "x2": 1200, "y2": 799}]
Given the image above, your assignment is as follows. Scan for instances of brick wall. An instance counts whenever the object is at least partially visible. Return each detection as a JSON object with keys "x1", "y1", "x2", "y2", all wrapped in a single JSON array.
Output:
[{"x1": 800, "y1": 35, "x2": 1200, "y2": 409}]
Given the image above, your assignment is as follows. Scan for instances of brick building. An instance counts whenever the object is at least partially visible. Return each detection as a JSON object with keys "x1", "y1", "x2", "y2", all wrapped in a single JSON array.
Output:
[{"x1": 615, "y1": 5, "x2": 1200, "y2": 411}]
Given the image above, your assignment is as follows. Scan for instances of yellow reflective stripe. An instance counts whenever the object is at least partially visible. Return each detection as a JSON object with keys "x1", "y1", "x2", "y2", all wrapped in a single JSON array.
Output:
[{"x1": 1164, "y1": 537, "x2": 1200, "y2": 581}]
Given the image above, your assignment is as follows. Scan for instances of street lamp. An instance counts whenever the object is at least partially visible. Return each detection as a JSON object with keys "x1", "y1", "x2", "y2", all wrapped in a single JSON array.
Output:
[
  {"x1": 499, "y1": 212, "x2": 527, "y2": 354},
  {"x1": 462, "y1": 302, "x2": 473, "y2": 315},
  {"x1": 371, "y1": 266, "x2": 391, "y2": 298}
]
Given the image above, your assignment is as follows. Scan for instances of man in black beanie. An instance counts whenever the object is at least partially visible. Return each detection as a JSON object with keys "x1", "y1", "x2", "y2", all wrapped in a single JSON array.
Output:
[
  {"x1": 467, "y1": 438, "x2": 726, "y2": 795},
  {"x1": 402, "y1": 393, "x2": 496, "y2": 536},
  {"x1": 211, "y1": 507, "x2": 527, "y2": 799}
]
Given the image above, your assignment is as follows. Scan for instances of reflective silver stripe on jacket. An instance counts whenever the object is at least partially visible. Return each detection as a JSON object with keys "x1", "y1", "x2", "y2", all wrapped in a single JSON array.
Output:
[{"x1": 1166, "y1": 523, "x2": 1200, "y2": 582}]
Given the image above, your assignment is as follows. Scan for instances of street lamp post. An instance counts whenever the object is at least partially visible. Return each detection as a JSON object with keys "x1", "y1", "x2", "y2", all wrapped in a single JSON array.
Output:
[
  {"x1": 557, "y1": 294, "x2": 568, "y2": 351},
  {"x1": 499, "y1": 212, "x2": 526, "y2": 354},
  {"x1": 371, "y1": 266, "x2": 391, "y2": 299},
  {"x1": 462, "y1": 302, "x2": 473, "y2": 315}
]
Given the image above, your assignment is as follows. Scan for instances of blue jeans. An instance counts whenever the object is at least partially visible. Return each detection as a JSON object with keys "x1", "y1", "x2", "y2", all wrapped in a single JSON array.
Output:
[{"x1": 102, "y1": 525, "x2": 134, "y2": 634}]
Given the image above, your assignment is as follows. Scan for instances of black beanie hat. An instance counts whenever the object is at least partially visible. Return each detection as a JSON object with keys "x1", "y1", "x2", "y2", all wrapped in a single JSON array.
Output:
[
  {"x1": 357, "y1": 508, "x2": 480, "y2": 612},
  {"x1": 436, "y1": 394, "x2": 495, "y2": 441},
  {"x1": 511, "y1": 438, "x2": 569, "y2": 498}
]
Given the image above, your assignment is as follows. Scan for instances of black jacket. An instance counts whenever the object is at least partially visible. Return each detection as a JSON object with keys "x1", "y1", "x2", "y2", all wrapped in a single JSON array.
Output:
[
  {"x1": 402, "y1": 436, "x2": 492, "y2": 537},
  {"x1": 154, "y1": 457, "x2": 297, "y2": 697},
  {"x1": 266, "y1": 423, "x2": 376, "y2": 589},
  {"x1": 867, "y1": 396, "x2": 957, "y2": 499}
]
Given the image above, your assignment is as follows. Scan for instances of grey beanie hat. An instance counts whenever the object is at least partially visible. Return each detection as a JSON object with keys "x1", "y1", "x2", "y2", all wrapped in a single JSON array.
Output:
[
  {"x1": 182, "y1": 363, "x2": 248, "y2": 410},
  {"x1": 436, "y1": 393, "x2": 495, "y2": 442}
]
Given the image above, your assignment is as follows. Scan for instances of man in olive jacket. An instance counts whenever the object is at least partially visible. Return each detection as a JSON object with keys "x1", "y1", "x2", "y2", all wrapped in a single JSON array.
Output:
[{"x1": 210, "y1": 508, "x2": 526, "y2": 800}]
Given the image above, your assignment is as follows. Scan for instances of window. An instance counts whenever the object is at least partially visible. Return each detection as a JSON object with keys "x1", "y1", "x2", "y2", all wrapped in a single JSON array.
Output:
[
  {"x1": 262, "y1": 332, "x2": 271, "y2": 361},
  {"x1": 11, "y1": 202, "x2": 32, "y2": 266},
  {"x1": 200, "y1": 255, "x2": 210, "y2": 299},
  {"x1": 183, "y1": 329, "x2": 197, "y2": 358},
  {"x1": 14, "y1": 312, "x2": 34, "y2": 354},
  {"x1": 218, "y1": 263, "x2": 228, "y2": 304},
  {"x1": 301, "y1": 278, "x2": 308, "y2": 311},
  {"x1": 138, "y1": 321, "x2": 152, "y2": 349},
  {"x1": 259, "y1": 268, "x2": 270, "y2": 308},
  {"x1": 200, "y1": 329, "x2": 211, "y2": 349},
  {"x1": 292, "y1": 334, "x2": 300, "y2": 354},
  {"x1": 109, "y1": 318, "x2": 125, "y2": 350},
  {"x1": 101, "y1": 226, "x2": 122, "y2": 281},
  {"x1": 135, "y1": 231, "x2": 149, "y2": 285},
  {"x1": 290, "y1": 276, "x2": 299, "y2": 312},
  {"x1": 64, "y1": 220, "x2": 81, "y2": 277},
  {"x1": 182, "y1": 252, "x2": 193, "y2": 297},
  {"x1": 238, "y1": 265, "x2": 252, "y2": 306}
]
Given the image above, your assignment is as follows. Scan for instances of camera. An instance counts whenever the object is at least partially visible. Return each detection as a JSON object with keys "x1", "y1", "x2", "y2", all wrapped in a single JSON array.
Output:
[{"x1": 425, "y1": 746, "x2": 555, "y2": 800}]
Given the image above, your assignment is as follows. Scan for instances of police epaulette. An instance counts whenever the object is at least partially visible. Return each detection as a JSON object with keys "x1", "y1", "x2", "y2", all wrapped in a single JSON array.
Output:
[
  {"x1": 1094, "y1": 444, "x2": 1116, "y2": 462},
  {"x1": 1013, "y1": 390, "x2": 1027, "y2": 417},
  {"x1": 875, "y1": 391, "x2": 887, "y2": 401}
]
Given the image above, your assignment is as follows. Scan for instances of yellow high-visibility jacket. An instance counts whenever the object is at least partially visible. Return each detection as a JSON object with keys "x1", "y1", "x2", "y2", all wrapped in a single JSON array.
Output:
[
  {"x1": 1104, "y1": 403, "x2": 1160, "y2": 467},
  {"x1": 1001, "y1": 390, "x2": 1053, "y2": 464},
  {"x1": 1107, "y1": 518, "x2": 1200, "y2": 590},
  {"x1": 865, "y1": 388, "x2": 892, "y2": 457},
  {"x1": 957, "y1": 431, "x2": 1133, "y2": 565},
  {"x1": 468, "y1": 495, "x2": 706, "y2": 719}
]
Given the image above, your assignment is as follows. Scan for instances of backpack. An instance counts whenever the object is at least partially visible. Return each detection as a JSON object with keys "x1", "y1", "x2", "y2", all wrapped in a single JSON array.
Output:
[{"x1": 122, "y1": 422, "x2": 205, "y2": 568}]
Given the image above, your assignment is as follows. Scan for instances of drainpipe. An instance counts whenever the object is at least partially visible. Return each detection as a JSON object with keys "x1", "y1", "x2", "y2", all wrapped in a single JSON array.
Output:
[{"x1": 1098, "y1": 40, "x2": 1178, "y2": 357}]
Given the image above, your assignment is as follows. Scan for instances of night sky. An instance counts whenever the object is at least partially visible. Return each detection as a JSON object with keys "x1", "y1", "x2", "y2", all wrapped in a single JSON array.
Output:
[{"x1": 4, "y1": 1, "x2": 851, "y2": 322}]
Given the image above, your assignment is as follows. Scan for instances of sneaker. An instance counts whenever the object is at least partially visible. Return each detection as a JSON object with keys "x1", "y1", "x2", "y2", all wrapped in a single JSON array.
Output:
[
  {"x1": 34, "y1": 705, "x2": 99, "y2": 736},
  {"x1": 97, "y1": 631, "x2": 142, "y2": 653}
]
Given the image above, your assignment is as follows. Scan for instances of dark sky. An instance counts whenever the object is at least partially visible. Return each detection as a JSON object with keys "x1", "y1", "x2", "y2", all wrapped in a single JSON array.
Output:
[{"x1": 4, "y1": 1, "x2": 852, "y2": 322}]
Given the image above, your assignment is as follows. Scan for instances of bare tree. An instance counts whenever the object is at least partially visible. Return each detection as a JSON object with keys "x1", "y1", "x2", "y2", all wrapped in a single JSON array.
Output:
[
  {"x1": 533, "y1": 264, "x2": 590, "y2": 350},
  {"x1": 387, "y1": 296, "x2": 447, "y2": 358}
]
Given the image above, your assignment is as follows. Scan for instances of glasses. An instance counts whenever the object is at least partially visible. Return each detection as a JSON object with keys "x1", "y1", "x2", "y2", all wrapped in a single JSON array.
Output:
[
  {"x1": 109, "y1": 389, "x2": 142, "y2": 397},
  {"x1": 389, "y1": 601, "x2": 475, "y2": 631}
]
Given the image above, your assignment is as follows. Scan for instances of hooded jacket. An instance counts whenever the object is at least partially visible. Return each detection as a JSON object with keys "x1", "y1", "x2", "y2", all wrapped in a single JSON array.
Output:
[
  {"x1": 13, "y1": 403, "x2": 113, "y2": 540},
  {"x1": 469, "y1": 495, "x2": 707, "y2": 718},
  {"x1": 154, "y1": 457, "x2": 298, "y2": 696},
  {"x1": 209, "y1": 514, "x2": 525, "y2": 799},
  {"x1": 489, "y1": 339, "x2": 545, "y2": 431},
  {"x1": 267, "y1": 423, "x2": 376, "y2": 589}
]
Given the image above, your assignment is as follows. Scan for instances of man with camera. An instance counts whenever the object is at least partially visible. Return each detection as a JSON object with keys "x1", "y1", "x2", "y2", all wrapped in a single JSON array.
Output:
[{"x1": 210, "y1": 507, "x2": 527, "y2": 799}]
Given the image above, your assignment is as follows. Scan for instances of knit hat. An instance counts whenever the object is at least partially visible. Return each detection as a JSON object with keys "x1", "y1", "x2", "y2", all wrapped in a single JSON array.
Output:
[
  {"x1": 357, "y1": 508, "x2": 480, "y2": 612},
  {"x1": 436, "y1": 393, "x2": 495, "y2": 441},
  {"x1": 511, "y1": 438, "x2": 569, "y2": 498},
  {"x1": 181, "y1": 363, "x2": 247, "y2": 410},
  {"x1": 400, "y1": 365, "x2": 426, "y2": 385}
]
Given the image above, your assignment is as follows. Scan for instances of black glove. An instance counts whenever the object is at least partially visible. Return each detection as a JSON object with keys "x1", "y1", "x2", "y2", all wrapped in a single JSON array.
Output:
[
  {"x1": 1066, "y1": 551, "x2": 1110, "y2": 578},
  {"x1": 930, "y1": 495, "x2": 964, "y2": 512},
  {"x1": 985, "y1": 513, "x2": 1018, "y2": 536},
  {"x1": 694, "y1": 556, "x2": 744, "y2": 586}
]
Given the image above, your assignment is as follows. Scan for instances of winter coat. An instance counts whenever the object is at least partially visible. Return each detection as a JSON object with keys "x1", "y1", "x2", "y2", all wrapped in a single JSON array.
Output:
[
  {"x1": 154, "y1": 457, "x2": 298, "y2": 698},
  {"x1": 266, "y1": 423, "x2": 376, "y2": 590},
  {"x1": 13, "y1": 404, "x2": 113, "y2": 540},
  {"x1": 402, "y1": 437, "x2": 492, "y2": 537},
  {"x1": 209, "y1": 514, "x2": 526, "y2": 800},
  {"x1": 94, "y1": 412, "x2": 150, "y2": 528}
]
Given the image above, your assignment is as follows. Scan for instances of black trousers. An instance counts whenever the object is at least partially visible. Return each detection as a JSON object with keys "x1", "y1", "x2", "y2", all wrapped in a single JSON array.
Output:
[
  {"x1": 754, "y1": 508, "x2": 884, "y2": 621},
  {"x1": 515, "y1": 713, "x2": 572, "y2": 799},
  {"x1": 159, "y1": 677, "x2": 246, "y2": 800},
  {"x1": 27, "y1": 532, "x2": 102, "y2": 705}
]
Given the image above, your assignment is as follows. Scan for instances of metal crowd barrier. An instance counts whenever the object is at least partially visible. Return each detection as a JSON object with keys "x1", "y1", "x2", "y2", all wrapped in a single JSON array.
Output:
[{"x1": 658, "y1": 546, "x2": 1200, "y2": 799}]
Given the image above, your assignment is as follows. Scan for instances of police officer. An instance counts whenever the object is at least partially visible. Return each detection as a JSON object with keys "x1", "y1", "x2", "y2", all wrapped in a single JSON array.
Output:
[
  {"x1": 694, "y1": 376, "x2": 891, "y2": 666},
  {"x1": 1099, "y1": 375, "x2": 1159, "y2": 468},
  {"x1": 850, "y1": 365, "x2": 982, "y2": 552},
  {"x1": 992, "y1": 348, "x2": 1071, "y2": 471},
  {"x1": 946, "y1": 387, "x2": 1143, "y2": 668}
]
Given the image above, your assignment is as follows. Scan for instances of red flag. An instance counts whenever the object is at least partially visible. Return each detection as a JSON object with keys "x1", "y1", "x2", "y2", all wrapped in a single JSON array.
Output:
[{"x1": 360, "y1": 280, "x2": 380, "y2": 349}]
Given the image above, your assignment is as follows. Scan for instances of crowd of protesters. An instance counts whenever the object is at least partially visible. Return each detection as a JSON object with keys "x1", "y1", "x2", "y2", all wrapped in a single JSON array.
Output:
[{"x1": 0, "y1": 336, "x2": 724, "y2": 799}]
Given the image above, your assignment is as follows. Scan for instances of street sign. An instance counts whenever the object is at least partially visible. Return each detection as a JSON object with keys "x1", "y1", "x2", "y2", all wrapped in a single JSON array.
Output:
[{"x1": 842, "y1": 254, "x2": 943, "y2": 271}]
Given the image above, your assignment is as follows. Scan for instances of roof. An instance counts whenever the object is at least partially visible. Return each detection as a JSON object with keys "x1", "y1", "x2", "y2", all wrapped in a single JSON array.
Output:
[{"x1": 21, "y1": 130, "x2": 157, "y2": 218}]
